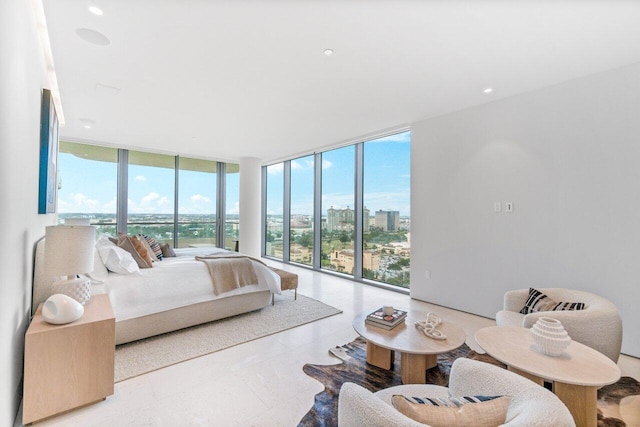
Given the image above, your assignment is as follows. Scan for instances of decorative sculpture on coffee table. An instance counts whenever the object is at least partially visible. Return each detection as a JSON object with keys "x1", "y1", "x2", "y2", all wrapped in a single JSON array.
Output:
[{"x1": 530, "y1": 317, "x2": 571, "y2": 356}]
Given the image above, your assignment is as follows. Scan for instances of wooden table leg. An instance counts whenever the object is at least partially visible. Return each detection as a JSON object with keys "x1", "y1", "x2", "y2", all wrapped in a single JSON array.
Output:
[
  {"x1": 400, "y1": 353, "x2": 437, "y2": 384},
  {"x1": 366, "y1": 341, "x2": 393, "y2": 370},
  {"x1": 554, "y1": 383, "x2": 597, "y2": 427}
]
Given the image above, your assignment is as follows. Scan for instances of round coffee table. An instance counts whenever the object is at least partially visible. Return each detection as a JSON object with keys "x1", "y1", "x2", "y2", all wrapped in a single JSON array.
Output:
[
  {"x1": 352, "y1": 309, "x2": 466, "y2": 384},
  {"x1": 475, "y1": 326, "x2": 621, "y2": 427}
]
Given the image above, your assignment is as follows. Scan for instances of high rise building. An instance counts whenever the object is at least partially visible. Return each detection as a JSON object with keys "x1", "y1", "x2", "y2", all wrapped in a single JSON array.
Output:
[
  {"x1": 374, "y1": 210, "x2": 400, "y2": 231},
  {"x1": 326, "y1": 206, "x2": 370, "y2": 232}
]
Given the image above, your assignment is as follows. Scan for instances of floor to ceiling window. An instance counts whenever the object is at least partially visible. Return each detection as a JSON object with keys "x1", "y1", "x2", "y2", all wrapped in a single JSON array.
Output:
[
  {"x1": 57, "y1": 142, "x2": 118, "y2": 234},
  {"x1": 177, "y1": 157, "x2": 217, "y2": 248},
  {"x1": 265, "y1": 163, "x2": 284, "y2": 259},
  {"x1": 321, "y1": 146, "x2": 356, "y2": 273},
  {"x1": 262, "y1": 130, "x2": 410, "y2": 290},
  {"x1": 289, "y1": 155, "x2": 314, "y2": 266},
  {"x1": 127, "y1": 151, "x2": 176, "y2": 245},
  {"x1": 58, "y1": 141, "x2": 237, "y2": 248},
  {"x1": 363, "y1": 131, "x2": 411, "y2": 288},
  {"x1": 225, "y1": 163, "x2": 240, "y2": 251}
]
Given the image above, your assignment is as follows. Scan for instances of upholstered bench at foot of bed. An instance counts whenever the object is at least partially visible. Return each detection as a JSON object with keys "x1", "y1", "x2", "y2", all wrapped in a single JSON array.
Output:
[{"x1": 269, "y1": 267, "x2": 298, "y2": 305}]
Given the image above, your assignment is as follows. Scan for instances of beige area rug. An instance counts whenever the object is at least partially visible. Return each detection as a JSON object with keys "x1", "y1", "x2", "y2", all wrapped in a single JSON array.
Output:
[{"x1": 114, "y1": 294, "x2": 342, "y2": 382}]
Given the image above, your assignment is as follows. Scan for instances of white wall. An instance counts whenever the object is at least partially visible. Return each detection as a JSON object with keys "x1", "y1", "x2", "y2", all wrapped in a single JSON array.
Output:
[
  {"x1": 411, "y1": 63, "x2": 640, "y2": 357},
  {"x1": 0, "y1": 0, "x2": 54, "y2": 423}
]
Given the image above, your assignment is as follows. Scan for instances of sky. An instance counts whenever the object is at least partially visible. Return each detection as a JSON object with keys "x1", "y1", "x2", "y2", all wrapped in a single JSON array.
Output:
[
  {"x1": 267, "y1": 131, "x2": 411, "y2": 216},
  {"x1": 58, "y1": 131, "x2": 409, "y2": 217}
]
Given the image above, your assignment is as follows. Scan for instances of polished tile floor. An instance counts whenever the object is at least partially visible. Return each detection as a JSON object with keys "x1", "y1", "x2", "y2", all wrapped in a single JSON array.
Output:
[{"x1": 19, "y1": 262, "x2": 640, "y2": 426}]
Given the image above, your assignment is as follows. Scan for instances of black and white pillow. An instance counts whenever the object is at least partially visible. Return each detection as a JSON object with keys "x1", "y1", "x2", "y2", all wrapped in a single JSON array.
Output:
[
  {"x1": 139, "y1": 234, "x2": 163, "y2": 261},
  {"x1": 520, "y1": 287, "x2": 585, "y2": 314}
]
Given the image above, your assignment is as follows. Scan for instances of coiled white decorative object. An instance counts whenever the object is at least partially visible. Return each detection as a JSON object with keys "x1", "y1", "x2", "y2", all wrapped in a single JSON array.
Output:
[{"x1": 530, "y1": 317, "x2": 571, "y2": 356}]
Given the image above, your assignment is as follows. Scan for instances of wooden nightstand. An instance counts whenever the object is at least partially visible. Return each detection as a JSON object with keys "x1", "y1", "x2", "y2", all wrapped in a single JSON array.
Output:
[{"x1": 23, "y1": 294, "x2": 115, "y2": 424}]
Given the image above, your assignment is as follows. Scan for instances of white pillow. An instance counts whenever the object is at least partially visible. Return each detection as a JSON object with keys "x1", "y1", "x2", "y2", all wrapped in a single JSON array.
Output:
[
  {"x1": 96, "y1": 235, "x2": 139, "y2": 274},
  {"x1": 87, "y1": 248, "x2": 109, "y2": 283}
]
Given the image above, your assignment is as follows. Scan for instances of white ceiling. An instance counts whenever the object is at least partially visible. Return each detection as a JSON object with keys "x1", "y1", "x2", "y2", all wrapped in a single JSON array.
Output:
[{"x1": 43, "y1": 1, "x2": 640, "y2": 163}]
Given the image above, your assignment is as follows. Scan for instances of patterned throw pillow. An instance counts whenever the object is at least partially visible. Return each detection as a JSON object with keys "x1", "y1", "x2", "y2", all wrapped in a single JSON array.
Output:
[
  {"x1": 519, "y1": 287, "x2": 586, "y2": 314},
  {"x1": 139, "y1": 234, "x2": 163, "y2": 261},
  {"x1": 117, "y1": 235, "x2": 153, "y2": 268},
  {"x1": 391, "y1": 395, "x2": 510, "y2": 427},
  {"x1": 160, "y1": 243, "x2": 176, "y2": 258}
]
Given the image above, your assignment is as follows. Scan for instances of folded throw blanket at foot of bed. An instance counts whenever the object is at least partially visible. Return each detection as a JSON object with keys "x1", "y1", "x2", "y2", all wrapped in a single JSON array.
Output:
[{"x1": 195, "y1": 256, "x2": 258, "y2": 295}]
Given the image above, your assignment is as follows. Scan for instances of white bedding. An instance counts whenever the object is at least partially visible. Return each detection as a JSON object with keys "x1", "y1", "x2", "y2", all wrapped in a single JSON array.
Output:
[{"x1": 102, "y1": 248, "x2": 281, "y2": 321}]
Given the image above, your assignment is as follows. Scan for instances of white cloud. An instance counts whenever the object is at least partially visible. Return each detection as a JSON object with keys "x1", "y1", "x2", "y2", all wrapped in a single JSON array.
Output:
[
  {"x1": 321, "y1": 193, "x2": 355, "y2": 210},
  {"x1": 102, "y1": 197, "x2": 117, "y2": 212},
  {"x1": 267, "y1": 163, "x2": 284, "y2": 175},
  {"x1": 141, "y1": 192, "x2": 160, "y2": 204},
  {"x1": 322, "y1": 159, "x2": 333, "y2": 170},
  {"x1": 291, "y1": 160, "x2": 303, "y2": 170},
  {"x1": 227, "y1": 201, "x2": 240, "y2": 215},
  {"x1": 191, "y1": 194, "x2": 212, "y2": 203},
  {"x1": 363, "y1": 190, "x2": 411, "y2": 216},
  {"x1": 267, "y1": 207, "x2": 283, "y2": 215},
  {"x1": 135, "y1": 175, "x2": 147, "y2": 182},
  {"x1": 128, "y1": 192, "x2": 173, "y2": 213},
  {"x1": 157, "y1": 197, "x2": 171, "y2": 208},
  {"x1": 290, "y1": 197, "x2": 314, "y2": 215},
  {"x1": 58, "y1": 192, "x2": 100, "y2": 213}
]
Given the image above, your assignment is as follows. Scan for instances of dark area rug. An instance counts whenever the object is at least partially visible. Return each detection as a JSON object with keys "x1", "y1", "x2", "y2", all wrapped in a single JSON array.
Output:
[{"x1": 298, "y1": 336, "x2": 640, "y2": 427}]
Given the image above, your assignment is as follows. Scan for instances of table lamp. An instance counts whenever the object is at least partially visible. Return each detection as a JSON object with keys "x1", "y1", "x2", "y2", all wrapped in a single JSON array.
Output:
[{"x1": 45, "y1": 225, "x2": 96, "y2": 305}]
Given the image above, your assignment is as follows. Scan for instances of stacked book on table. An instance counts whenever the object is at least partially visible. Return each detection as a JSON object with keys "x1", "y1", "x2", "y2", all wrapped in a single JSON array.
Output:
[{"x1": 365, "y1": 307, "x2": 407, "y2": 330}]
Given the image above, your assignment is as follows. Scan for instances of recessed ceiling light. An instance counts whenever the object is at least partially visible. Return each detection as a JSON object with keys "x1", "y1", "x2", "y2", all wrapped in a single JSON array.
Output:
[
  {"x1": 324, "y1": 49, "x2": 334, "y2": 56},
  {"x1": 483, "y1": 88, "x2": 493, "y2": 94},
  {"x1": 80, "y1": 118, "x2": 96, "y2": 129},
  {"x1": 88, "y1": 6, "x2": 103, "y2": 16},
  {"x1": 75, "y1": 28, "x2": 110, "y2": 46}
]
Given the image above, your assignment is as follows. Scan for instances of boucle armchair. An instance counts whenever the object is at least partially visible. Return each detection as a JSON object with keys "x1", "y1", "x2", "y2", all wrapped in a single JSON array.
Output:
[
  {"x1": 338, "y1": 358, "x2": 575, "y2": 427},
  {"x1": 495, "y1": 288, "x2": 622, "y2": 362}
]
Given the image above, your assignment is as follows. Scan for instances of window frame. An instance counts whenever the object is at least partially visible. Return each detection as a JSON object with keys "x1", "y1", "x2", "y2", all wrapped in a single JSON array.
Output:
[
  {"x1": 59, "y1": 141, "x2": 236, "y2": 249},
  {"x1": 261, "y1": 128, "x2": 410, "y2": 292}
]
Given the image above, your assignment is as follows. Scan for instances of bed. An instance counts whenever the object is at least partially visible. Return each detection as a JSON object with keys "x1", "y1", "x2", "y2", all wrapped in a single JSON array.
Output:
[{"x1": 32, "y1": 237, "x2": 281, "y2": 344}]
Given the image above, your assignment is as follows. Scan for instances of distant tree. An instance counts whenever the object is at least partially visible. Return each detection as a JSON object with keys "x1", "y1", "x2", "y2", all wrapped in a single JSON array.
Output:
[{"x1": 298, "y1": 232, "x2": 313, "y2": 248}]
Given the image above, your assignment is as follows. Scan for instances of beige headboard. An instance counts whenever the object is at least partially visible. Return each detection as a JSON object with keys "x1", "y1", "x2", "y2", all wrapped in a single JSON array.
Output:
[{"x1": 32, "y1": 238, "x2": 56, "y2": 315}]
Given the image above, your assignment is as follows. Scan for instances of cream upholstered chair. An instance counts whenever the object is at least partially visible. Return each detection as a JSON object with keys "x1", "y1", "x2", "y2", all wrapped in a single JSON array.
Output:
[
  {"x1": 496, "y1": 287, "x2": 623, "y2": 362},
  {"x1": 338, "y1": 358, "x2": 575, "y2": 427}
]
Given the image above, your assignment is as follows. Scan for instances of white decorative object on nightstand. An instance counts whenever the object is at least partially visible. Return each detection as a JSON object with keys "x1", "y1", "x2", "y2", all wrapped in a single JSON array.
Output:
[{"x1": 41, "y1": 293, "x2": 84, "y2": 324}]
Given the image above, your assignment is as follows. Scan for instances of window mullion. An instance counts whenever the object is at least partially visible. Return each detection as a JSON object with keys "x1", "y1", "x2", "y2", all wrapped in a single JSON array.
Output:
[
  {"x1": 174, "y1": 156, "x2": 179, "y2": 248},
  {"x1": 313, "y1": 153, "x2": 322, "y2": 270},
  {"x1": 116, "y1": 149, "x2": 128, "y2": 235},
  {"x1": 283, "y1": 161, "x2": 291, "y2": 262},
  {"x1": 261, "y1": 166, "x2": 267, "y2": 256},
  {"x1": 354, "y1": 143, "x2": 364, "y2": 280},
  {"x1": 217, "y1": 162, "x2": 226, "y2": 249}
]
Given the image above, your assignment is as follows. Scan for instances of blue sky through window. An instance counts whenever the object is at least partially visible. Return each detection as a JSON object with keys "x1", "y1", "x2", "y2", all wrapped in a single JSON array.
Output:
[
  {"x1": 267, "y1": 130, "x2": 410, "y2": 216},
  {"x1": 58, "y1": 130, "x2": 409, "y2": 216}
]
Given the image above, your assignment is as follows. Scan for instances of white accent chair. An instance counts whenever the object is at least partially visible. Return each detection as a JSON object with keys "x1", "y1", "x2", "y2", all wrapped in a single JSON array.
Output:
[
  {"x1": 338, "y1": 358, "x2": 575, "y2": 427},
  {"x1": 496, "y1": 288, "x2": 622, "y2": 362}
]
